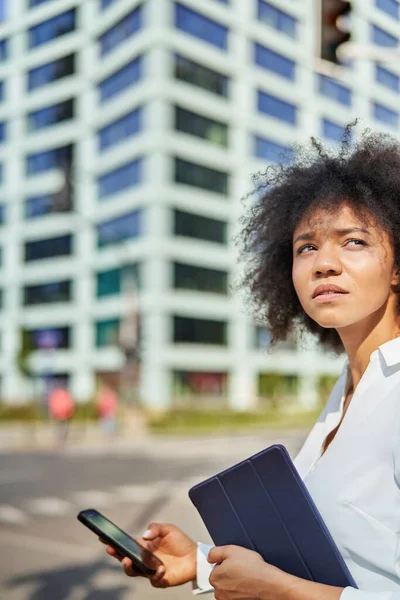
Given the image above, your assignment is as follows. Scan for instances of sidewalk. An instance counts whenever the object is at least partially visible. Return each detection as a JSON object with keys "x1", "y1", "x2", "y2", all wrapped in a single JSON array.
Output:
[{"x1": 0, "y1": 421, "x2": 310, "y2": 453}]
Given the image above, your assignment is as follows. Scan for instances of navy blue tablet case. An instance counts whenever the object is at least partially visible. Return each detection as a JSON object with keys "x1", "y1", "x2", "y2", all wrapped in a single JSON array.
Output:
[{"x1": 189, "y1": 444, "x2": 357, "y2": 589}]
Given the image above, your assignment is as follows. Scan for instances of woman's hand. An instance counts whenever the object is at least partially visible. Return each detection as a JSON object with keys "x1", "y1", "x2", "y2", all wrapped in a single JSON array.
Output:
[
  {"x1": 208, "y1": 545, "x2": 297, "y2": 600},
  {"x1": 100, "y1": 522, "x2": 197, "y2": 588}
]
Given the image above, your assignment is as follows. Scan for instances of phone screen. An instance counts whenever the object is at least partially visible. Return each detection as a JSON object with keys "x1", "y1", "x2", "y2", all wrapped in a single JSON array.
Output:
[{"x1": 78, "y1": 509, "x2": 162, "y2": 574}]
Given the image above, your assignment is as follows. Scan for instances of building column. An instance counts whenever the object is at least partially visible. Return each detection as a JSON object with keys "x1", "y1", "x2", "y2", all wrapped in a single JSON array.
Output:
[{"x1": 297, "y1": 372, "x2": 319, "y2": 411}]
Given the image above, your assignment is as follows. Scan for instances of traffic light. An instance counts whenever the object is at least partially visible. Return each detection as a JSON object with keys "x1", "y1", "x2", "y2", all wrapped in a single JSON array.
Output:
[{"x1": 320, "y1": 0, "x2": 352, "y2": 65}]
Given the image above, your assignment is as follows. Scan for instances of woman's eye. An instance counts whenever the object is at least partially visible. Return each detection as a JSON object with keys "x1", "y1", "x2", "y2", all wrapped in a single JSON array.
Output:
[
  {"x1": 297, "y1": 244, "x2": 314, "y2": 254},
  {"x1": 346, "y1": 238, "x2": 365, "y2": 246}
]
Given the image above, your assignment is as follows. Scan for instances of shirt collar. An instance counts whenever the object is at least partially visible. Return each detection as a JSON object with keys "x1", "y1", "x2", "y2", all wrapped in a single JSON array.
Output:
[{"x1": 376, "y1": 336, "x2": 400, "y2": 368}]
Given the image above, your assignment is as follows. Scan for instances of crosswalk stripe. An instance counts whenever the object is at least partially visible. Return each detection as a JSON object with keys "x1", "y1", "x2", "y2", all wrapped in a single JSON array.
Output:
[
  {"x1": 113, "y1": 484, "x2": 160, "y2": 502},
  {"x1": 0, "y1": 504, "x2": 29, "y2": 524},
  {"x1": 70, "y1": 490, "x2": 114, "y2": 508},
  {"x1": 27, "y1": 497, "x2": 72, "y2": 516}
]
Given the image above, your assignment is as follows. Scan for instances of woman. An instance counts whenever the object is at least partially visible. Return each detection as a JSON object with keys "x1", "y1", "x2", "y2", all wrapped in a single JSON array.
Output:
[{"x1": 102, "y1": 127, "x2": 400, "y2": 599}]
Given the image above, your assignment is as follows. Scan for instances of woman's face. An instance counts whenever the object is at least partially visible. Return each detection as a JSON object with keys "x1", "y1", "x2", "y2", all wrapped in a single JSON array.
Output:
[{"x1": 292, "y1": 203, "x2": 399, "y2": 330}]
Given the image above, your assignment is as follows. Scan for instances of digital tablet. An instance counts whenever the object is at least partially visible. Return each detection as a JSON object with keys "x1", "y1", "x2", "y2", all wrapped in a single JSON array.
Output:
[{"x1": 189, "y1": 444, "x2": 357, "y2": 588}]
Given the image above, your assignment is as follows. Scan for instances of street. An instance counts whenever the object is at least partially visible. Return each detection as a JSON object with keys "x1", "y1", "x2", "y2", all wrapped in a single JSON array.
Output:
[{"x1": 0, "y1": 431, "x2": 308, "y2": 600}]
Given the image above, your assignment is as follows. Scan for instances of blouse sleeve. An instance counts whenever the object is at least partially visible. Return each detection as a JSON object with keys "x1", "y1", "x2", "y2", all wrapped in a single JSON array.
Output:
[{"x1": 191, "y1": 543, "x2": 214, "y2": 595}]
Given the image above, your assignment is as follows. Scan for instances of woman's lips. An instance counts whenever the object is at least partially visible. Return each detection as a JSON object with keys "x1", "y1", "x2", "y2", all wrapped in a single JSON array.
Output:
[{"x1": 313, "y1": 292, "x2": 348, "y2": 303}]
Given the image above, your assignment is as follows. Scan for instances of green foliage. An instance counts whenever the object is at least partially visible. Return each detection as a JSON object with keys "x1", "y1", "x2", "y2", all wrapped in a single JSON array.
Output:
[
  {"x1": 148, "y1": 408, "x2": 320, "y2": 435},
  {"x1": 0, "y1": 402, "x2": 99, "y2": 422},
  {"x1": 16, "y1": 329, "x2": 34, "y2": 379}
]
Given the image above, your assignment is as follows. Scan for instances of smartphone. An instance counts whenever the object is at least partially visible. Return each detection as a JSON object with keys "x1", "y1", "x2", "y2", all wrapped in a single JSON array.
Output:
[{"x1": 77, "y1": 508, "x2": 163, "y2": 576}]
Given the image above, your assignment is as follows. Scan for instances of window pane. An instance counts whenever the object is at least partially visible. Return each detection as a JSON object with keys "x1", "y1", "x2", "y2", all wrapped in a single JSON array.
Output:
[
  {"x1": 26, "y1": 144, "x2": 73, "y2": 175},
  {"x1": 174, "y1": 209, "x2": 227, "y2": 244},
  {"x1": 254, "y1": 42, "x2": 295, "y2": 80},
  {"x1": 173, "y1": 315, "x2": 227, "y2": 345},
  {"x1": 28, "y1": 327, "x2": 71, "y2": 349},
  {"x1": 0, "y1": 122, "x2": 6, "y2": 143},
  {"x1": 175, "y1": 3, "x2": 228, "y2": 50},
  {"x1": 254, "y1": 135, "x2": 293, "y2": 163},
  {"x1": 0, "y1": 39, "x2": 7, "y2": 62},
  {"x1": 98, "y1": 56, "x2": 142, "y2": 103},
  {"x1": 322, "y1": 118, "x2": 345, "y2": 141},
  {"x1": 318, "y1": 74, "x2": 352, "y2": 105},
  {"x1": 99, "y1": 5, "x2": 142, "y2": 56},
  {"x1": 24, "y1": 192, "x2": 73, "y2": 219},
  {"x1": 96, "y1": 318, "x2": 120, "y2": 347},
  {"x1": 257, "y1": 0, "x2": 297, "y2": 38},
  {"x1": 371, "y1": 23, "x2": 398, "y2": 46},
  {"x1": 28, "y1": 54, "x2": 75, "y2": 91},
  {"x1": 96, "y1": 264, "x2": 141, "y2": 297},
  {"x1": 173, "y1": 262, "x2": 228, "y2": 294},
  {"x1": 257, "y1": 90, "x2": 297, "y2": 124},
  {"x1": 174, "y1": 54, "x2": 229, "y2": 97},
  {"x1": 28, "y1": 99, "x2": 74, "y2": 132},
  {"x1": 24, "y1": 234, "x2": 72, "y2": 261},
  {"x1": 376, "y1": 0, "x2": 399, "y2": 19},
  {"x1": 0, "y1": 203, "x2": 5, "y2": 225},
  {"x1": 98, "y1": 157, "x2": 142, "y2": 199},
  {"x1": 375, "y1": 64, "x2": 400, "y2": 91},
  {"x1": 23, "y1": 280, "x2": 71, "y2": 305},
  {"x1": 29, "y1": 0, "x2": 57, "y2": 7},
  {"x1": 98, "y1": 106, "x2": 142, "y2": 151},
  {"x1": 29, "y1": 9, "x2": 76, "y2": 49},
  {"x1": 100, "y1": 0, "x2": 119, "y2": 10},
  {"x1": 373, "y1": 101, "x2": 399, "y2": 126},
  {"x1": 175, "y1": 105, "x2": 228, "y2": 147},
  {"x1": 97, "y1": 209, "x2": 142, "y2": 248},
  {"x1": 174, "y1": 157, "x2": 228, "y2": 194}
]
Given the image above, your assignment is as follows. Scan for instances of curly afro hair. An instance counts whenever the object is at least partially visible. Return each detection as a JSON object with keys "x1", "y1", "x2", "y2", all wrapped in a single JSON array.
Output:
[{"x1": 236, "y1": 124, "x2": 400, "y2": 354}]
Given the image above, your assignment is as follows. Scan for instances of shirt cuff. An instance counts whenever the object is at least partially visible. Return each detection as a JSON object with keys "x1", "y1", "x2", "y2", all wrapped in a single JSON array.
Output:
[
  {"x1": 341, "y1": 587, "x2": 395, "y2": 600},
  {"x1": 192, "y1": 542, "x2": 215, "y2": 595}
]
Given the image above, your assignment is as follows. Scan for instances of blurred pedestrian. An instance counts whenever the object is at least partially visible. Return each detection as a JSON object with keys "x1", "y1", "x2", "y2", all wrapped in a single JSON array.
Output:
[
  {"x1": 48, "y1": 384, "x2": 74, "y2": 446},
  {"x1": 96, "y1": 383, "x2": 118, "y2": 436}
]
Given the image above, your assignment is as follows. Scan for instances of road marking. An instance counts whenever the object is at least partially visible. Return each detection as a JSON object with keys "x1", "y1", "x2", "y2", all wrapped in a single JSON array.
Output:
[
  {"x1": 0, "y1": 530, "x2": 96, "y2": 559},
  {"x1": 0, "y1": 504, "x2": 29, "y2": 524},
  {"x1": 27, "y1": 496, "x2": 72, "y2": 516},
  {"x1": 113, "y1": 484, "x2": 160, "y2": 503},
  {"x1": 71, "y1": 490, "x2": 114, "y2": 508}
]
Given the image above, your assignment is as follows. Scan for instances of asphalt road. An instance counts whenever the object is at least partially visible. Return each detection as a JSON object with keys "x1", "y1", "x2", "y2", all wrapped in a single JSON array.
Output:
[{"x1": 0, "y1": 431, "x2": 308, "y2": 600}]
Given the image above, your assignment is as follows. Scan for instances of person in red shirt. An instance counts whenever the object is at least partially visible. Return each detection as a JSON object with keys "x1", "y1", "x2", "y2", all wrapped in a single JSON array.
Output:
[
  {"x1": 96, "y1": 383, "x2": 118, "y2": 436},
  {"x1": 48, "y1": 385, "x2": 74, "y2": 446}
]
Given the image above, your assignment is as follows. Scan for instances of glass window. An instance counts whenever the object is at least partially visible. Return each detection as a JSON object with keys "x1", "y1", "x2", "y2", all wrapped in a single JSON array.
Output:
[
  {"x1": 28, "y1": 326, "x2": 71, "y2": 350},
  {"x1": 174, "y1": 54, "x2": 229, "y2": 97},
  {"x1": 376, "y1": 0, "x2": 399, "y2": 19},
  {"x1": 29, "y1": 9, "x2": 76, "y2": 49},
  {"x1": 96, "y1": 263, "x2": 141, "y2": 297},
  {"x1": 257, "y1": 90, "x2": 297, "y2": 124},
  {"x1": 173, "y1": 315, "x2": 227, "y2": 345},
  {"x1": 175, "y1": 3, "x2": 228, "y2": 50},
  {"x1": 24, "y1": 234, "x2": 72, "y2": 262},
  {"x1": 100, "y1": 0, "x2": 119, "y2": 10},
  {"x1": 174, "y1": 209, "x2": 227, "y2": 244},
  {"x1": 318, "y1": 74, "x2": 352, "y2": 105},
  {"x1": 28, "y1": 99, "x2": 74, "y2": 132},
  {"x1": 29, "y1": 0, "x2": 57, "y2": 7},
  {"x1": 98, "y1": 157, "x2": 142, "y2": 199},
  {"x1": 97, "y1": 209, "x2": 142, "y2": 248},
  {"x1": 0, "y1": 122, "x2": 6, "y2": 143},
  {"x1": 173, "y1": 370, "x2": 228, "y2": 403},
  {"x1": 28, "y1": 54, "x2": 75, "y2": 91},
  {"x1": 24, "y1": 192, "x2": 72, "y2": 219},
  {"x1": 0, "y1": 81, "x2": 5, "y2": 103},
  {"x1": 373, "y1": 101, "x2": 399, "y2": 126},
  {"x1": 371, "y1": 23, "x2": 398, "y2": 46},
  {"x1": 96, "y1": 318, "x2": 120, "y2": 347},
  {"x1": 99, "y1": 5, "x2": 142, "y2": 56},
  {"x1": 23, "y1": 280, "x2": 72, "y2": 305},
  {"x1": 0, "y1": 203, "x2": 5, "y2": 225},
  {"x1": 254, "y1": 135, "x2": 294, "y2": 163},
  {"x1": 375, "y1": 64, "x2": 400, "y2": 91},
  {"x1": 98, "y1": 56, "x2": 142, "y2": 103},
  {"x1": 98, "y1": 106, "x2": 142, "y2": 151},
  {"x1": 174, "y1": 157, "x2": 228, "y2": 195},
  {"x1": 0, "y1": 0, "x2": 5, "y2": 22},
  {"x1": 173, "y1": 262, "x2": 228, "y2": 294},
  {"x1": 322, "y1": 118, "x2": 345, "y2": 141},
  {"x1": 254, "y1": 42, "x2": 295, "y2": 80},
  {"x1": 26, "y1": 144, "x2": 73, "y2": 176},
  {"x1": 0, "y1": 39, "x2": 7, "y2": 62},
  {"x1": 175, "y1": 105, "x2": 228, "y2": 147},
  {"x1": 257, "y1": 0, "x2": 297, "y2": 38},
  {"x1": 0, "y1": 164, "x2": 3, "y2": 185}
]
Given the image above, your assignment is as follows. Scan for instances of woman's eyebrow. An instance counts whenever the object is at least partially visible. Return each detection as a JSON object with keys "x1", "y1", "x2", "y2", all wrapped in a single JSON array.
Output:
[{"x1": 293, "y1": 227, "x2": 371, "y2": 245}]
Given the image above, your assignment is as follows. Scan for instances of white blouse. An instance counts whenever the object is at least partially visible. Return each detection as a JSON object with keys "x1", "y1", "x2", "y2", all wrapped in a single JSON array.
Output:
[{"x1": 195, "y1": 337, "x2": 400, "y2": 598}]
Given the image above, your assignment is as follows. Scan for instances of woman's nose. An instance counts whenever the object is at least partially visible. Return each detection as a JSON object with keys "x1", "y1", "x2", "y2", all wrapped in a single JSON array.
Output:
[{"x1": 313, "y1": 246, "x2": 342, "y2": 276}]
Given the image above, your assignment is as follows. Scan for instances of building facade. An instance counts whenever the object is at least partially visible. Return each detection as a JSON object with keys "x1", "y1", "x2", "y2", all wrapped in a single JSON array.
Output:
[{"x1": 0, "y1": 0, "x2": 399, "y2": 409}]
